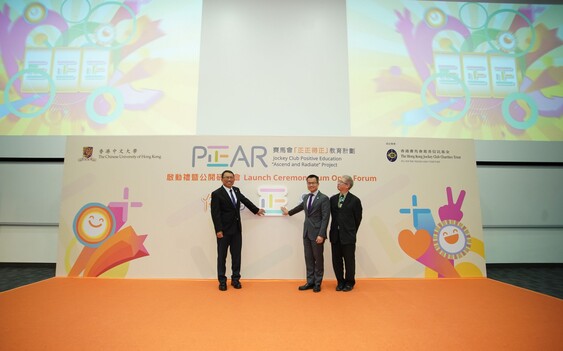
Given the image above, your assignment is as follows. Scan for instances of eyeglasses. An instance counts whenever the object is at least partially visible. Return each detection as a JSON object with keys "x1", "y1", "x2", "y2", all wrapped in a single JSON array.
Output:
[{"x1": 307, "y1": 182, "x2": 318, "y2": 185}]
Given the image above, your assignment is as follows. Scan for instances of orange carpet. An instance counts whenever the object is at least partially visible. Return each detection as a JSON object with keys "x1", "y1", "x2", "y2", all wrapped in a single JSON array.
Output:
[{"x1": 1, "y1": 278, "x2": 561, "y2": 350}]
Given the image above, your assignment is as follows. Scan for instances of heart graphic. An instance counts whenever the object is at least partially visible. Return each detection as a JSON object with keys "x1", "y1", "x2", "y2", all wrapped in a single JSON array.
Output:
[
  {"x1": 398, "y1": 229, "x2": 431, "y2": 260},
  {"x1": 399, "y1": 228, "x2": 460, "y2": 278}
]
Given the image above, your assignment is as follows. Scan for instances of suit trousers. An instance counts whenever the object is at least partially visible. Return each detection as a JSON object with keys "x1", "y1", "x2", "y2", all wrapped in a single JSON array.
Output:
[
  {"x1": 303, "y1": 237, "x2": 324, "y2": 286},
  {"x1": 217, "y1": 232, "x2": 242, "y2": 283},
  {"x1": 331, "y1": 242, "x2": 356, "y2": 286}
]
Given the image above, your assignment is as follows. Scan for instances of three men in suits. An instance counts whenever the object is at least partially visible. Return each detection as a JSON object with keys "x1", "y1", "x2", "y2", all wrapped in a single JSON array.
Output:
[
  {"x1": 211, "y1": 170, "x2": 265, "y2": 291},
  {"x1": 329, "y1": 175, "x2": 363, "y2": 291},
  {"x1": 282, "y1": 174, "x2": 330, "y2": 292}
]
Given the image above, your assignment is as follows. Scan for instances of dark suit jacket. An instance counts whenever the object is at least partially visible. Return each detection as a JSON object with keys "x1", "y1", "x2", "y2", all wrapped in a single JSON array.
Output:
[
  {"x1": 329, "y1": 192, "x2": 362, "y2": 245},
  {"x1": 211, "y1": 186, "x2": 259, "y2": 236},
  {"x1": 288, "y1": 191, "x2": 330, "y2": 240}
]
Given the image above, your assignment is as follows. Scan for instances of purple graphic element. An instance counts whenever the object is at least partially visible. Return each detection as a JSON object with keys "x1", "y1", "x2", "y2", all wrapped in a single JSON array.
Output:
[
  {"x1": 108, "y1": 187, "x2": 143, "y2": 231},
  {"x1": 521, "y1": 77, "x2": 563, "y2": 118},
  {"x1": 258, "y1": 188, "x2": 285, "y2": 192},
  {"x1": 438, "y1": 187, "x2": 466, "y2": 222},
  {"x1": 390, "y1": 66, "x2": 401, "y2": 75},
  {"x1": 108, "y1": 205, "x2": 126, "y2": 232}
]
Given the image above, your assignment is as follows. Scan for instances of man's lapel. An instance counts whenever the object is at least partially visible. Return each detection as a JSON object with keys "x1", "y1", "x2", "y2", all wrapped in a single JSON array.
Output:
[{"x1": 310, "y1": 192, "x2": 321, "y2": 213}]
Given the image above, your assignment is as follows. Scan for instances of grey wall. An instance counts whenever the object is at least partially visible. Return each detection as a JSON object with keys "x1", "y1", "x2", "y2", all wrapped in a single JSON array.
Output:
[{"x1": 1, "y1": 0, "x2": 562, "y2": 264}]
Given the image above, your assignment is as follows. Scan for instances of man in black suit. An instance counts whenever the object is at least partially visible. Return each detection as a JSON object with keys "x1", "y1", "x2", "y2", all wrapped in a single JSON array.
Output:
[
  {"x1": 329, "y1": 175, "x2": 362, "y2": 292},
  {"x1": 211, "y1": 170, "x2": 265, "y2": 291},
  {"x1": 282, "y1": 174, "x2": 330, "y2": 293}
]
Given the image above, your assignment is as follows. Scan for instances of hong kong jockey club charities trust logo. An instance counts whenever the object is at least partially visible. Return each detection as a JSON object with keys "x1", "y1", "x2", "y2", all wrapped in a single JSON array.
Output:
[{"x1": 387, "y1": 149, "x2": 398, "y2": 162}]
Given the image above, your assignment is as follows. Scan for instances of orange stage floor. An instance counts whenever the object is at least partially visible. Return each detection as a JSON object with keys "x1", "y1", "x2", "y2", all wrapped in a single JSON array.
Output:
[{"x1": 1, "y1": 278, "x2": 561, "y2": 350}]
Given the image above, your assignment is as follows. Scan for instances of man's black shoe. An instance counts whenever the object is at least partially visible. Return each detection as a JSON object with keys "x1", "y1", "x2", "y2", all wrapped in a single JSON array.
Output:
[
  {"x1": 313, "y1": 285, "x2": 321, "y2": 293},
  {"x1": 231, "y1": 281, "x2": 242, "y2": 289},
  {"x1": 219, "y1": 283, "x2": 227, "y2": 291},
  {"x1": 298, "y1": 283, "x2": 314, "y2": 291}
]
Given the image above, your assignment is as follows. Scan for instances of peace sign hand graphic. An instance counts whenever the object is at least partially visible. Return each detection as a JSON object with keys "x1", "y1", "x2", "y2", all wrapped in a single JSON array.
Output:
[{"x1": 438, "y1": 187, "x2": 466, "y2": 222}]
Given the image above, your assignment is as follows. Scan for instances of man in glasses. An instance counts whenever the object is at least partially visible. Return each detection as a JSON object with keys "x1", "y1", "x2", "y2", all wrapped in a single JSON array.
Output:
[
  {"x1": 329, "y1": 175, "x2": 362, "y2": 292},
  {"x1": 282, "y1": 174, "x2": 330, "y2": 293}
]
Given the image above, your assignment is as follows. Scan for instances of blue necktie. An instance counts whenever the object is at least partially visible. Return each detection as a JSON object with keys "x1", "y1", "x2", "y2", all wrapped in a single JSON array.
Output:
[
  {"x1": 229, "y1": 189, "x2": 237, "y2": 207},
  {"x1": 307, "y1": 193, "x2": 314, "y2": 212}
]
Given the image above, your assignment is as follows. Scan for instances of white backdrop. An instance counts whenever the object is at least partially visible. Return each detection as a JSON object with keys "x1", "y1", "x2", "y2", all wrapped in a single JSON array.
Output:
[{"x1": 57, "y1": 135, "x2": 485, "y2": 279}]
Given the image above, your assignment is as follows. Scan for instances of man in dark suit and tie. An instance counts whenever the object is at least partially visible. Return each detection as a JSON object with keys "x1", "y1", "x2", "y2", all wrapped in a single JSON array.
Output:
[
  {"x1": 282, "y1": 174, "x2": 330, "y2": 292},
  {"x1": 211, "y1": 170, "x2": 265, "y2": 291},
  {"x1": 329, "y1": 175, "x2": 362, "y2": 292}
]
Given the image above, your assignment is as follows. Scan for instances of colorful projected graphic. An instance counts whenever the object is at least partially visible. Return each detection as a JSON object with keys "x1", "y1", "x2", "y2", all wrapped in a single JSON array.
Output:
[
  {"x1": 347, "y1": 0, "x2": 563, "y2": 140},
  {"x1": 398, "y1": 187, "x2": 484, "y2": 278},
  {"x1": 201, "y1": 185, "x2": 288, "y2": 216},
  {"x1": 0, "y1": 0, "x2": 202, "y2": 135},
  {"x1": 257, "y1": 186, "x2": 287, "y2": 216},
  {"x1": 66, "y1": 187, "x2": 149, "y2": 277}
]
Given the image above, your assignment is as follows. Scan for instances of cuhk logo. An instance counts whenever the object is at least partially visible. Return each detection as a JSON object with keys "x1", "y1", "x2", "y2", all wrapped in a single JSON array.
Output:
[{"x1": 83, "y1": 147, "x2": 93, "y2": 159}]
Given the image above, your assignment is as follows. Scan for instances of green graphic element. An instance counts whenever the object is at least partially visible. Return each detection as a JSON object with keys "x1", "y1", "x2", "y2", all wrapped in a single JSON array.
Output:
[
  {"x1": 502, "y1": 92, "x2": 538, "y2": 130},
  {"x1": 86, "y1": 86, "x2": 124, "y2": 124},
  {"x1": 3, "y1": 69, "x2": 56, "y2": 119},
  {"x1": 485, "y1": 9, "x2": 536, "y2": 58}
]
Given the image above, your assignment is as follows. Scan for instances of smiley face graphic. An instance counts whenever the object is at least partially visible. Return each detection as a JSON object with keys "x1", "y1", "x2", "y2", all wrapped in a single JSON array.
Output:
[
  {"x1": 433, "y1": 220, "x2": 471, "y2": 260},
  {"x1": 443, "y1": 228, "x2": 460, "y2": 245},
  {"x1": 73, "y1": 203, "x2": 116, "y2": 247}
]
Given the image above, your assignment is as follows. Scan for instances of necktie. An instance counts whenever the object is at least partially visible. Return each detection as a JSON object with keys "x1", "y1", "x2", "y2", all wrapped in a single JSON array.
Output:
[
  {"x1": 229, "y1": 189, "x2": 237, "y2": 207},
  {"x1": 338, "y1": 194, "x2": 345, "y2": 208},
  {"x1": 307, "y1": 193, "x2": 314, "y2": 212}
]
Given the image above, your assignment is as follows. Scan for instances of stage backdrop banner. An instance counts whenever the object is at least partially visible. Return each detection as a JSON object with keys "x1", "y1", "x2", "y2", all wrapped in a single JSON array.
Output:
[{"x1": 57, "y1": 136, "x2": 485, "y2": 279}]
